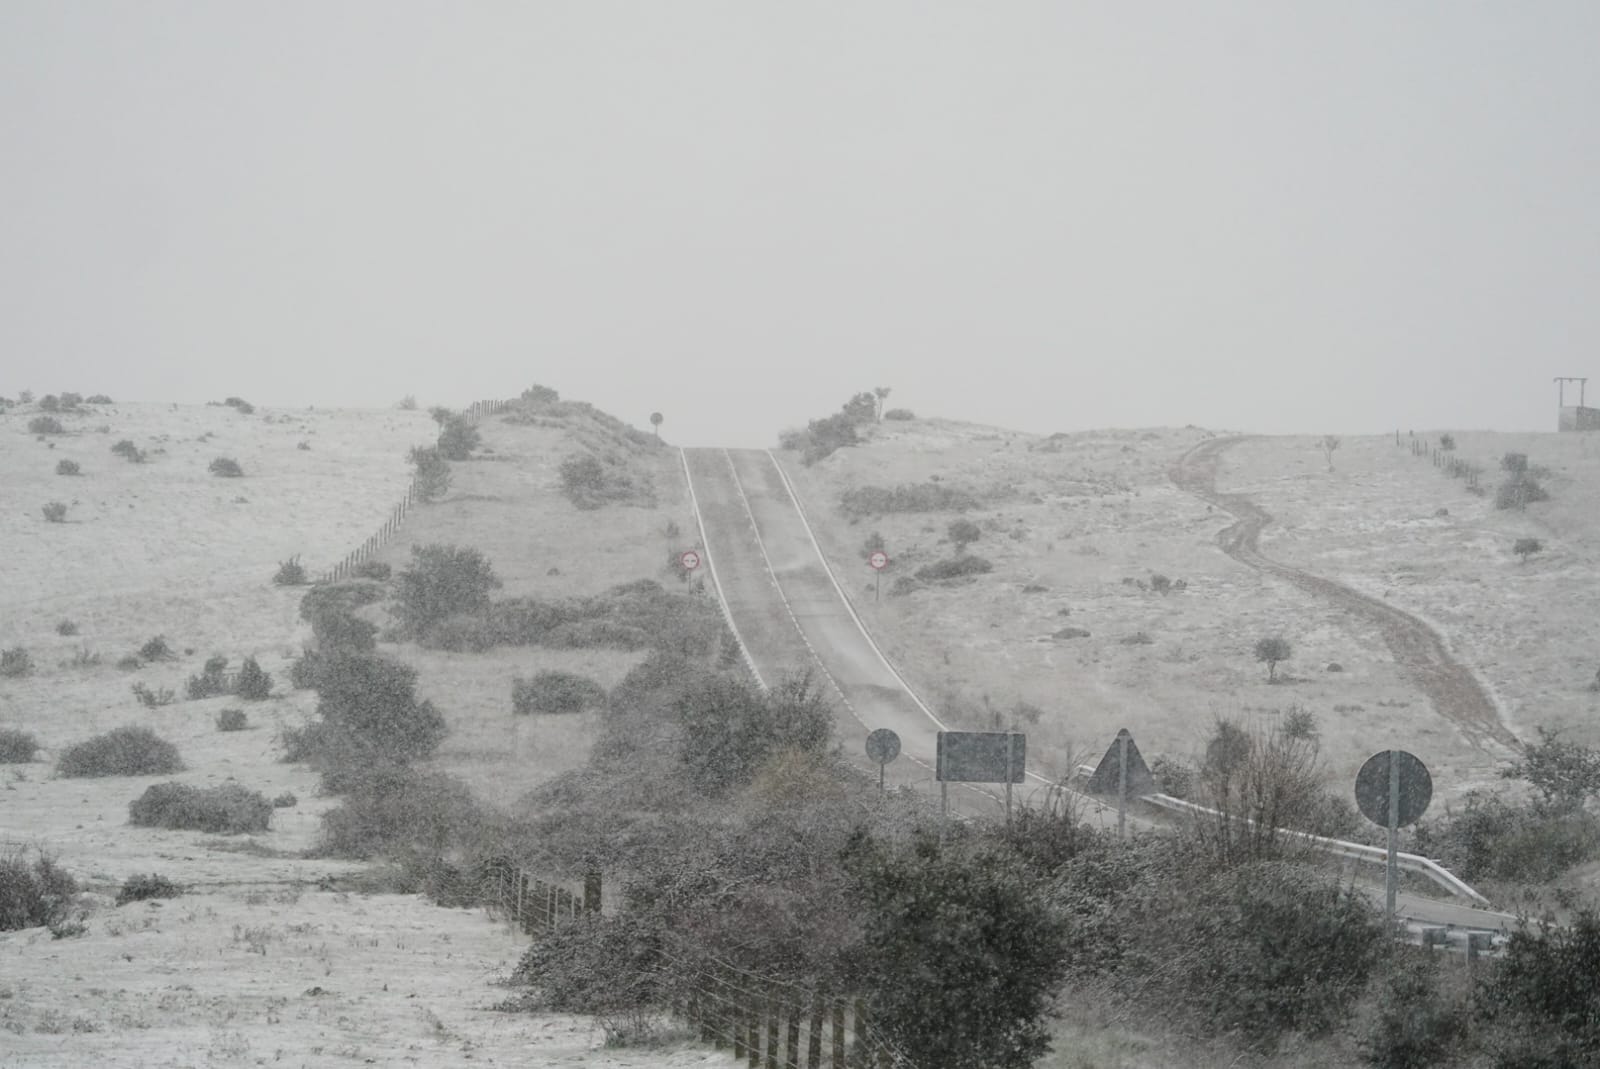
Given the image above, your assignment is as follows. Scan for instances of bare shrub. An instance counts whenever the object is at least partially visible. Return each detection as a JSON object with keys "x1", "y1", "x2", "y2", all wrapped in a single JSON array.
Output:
[
  {"x1": 0, "y1": 728, "x2": 40, "y2": 763},
  {"x1": 216, "y1": 708, "x2": 248, "y2": 732},
  {"x1": 129, "y1": 782, "x2": 272, "y2": 834},
  {"x1": 0, "y1": 647, "x2": 34, "y2": 677},
  {"x1": 0, "y1": 849, "x2": 78, "y2": 932},
  {"x1": 513, "y1": 671, "x2": 607, "y2": 714},
  {"x1": 57, "y1": 726, "x2": 183, "y2": 777},
  {"x1": 41, "y1": 501, "x2": 68, "y2": 523},
  {"x1": 1189, "y1": 717, "x2": 1341, "y2": 864},
  {"x1": 839, "y1": 482, "x2": 980, "y2": 517},
  {"x1": 208, "y1": 456, "x2": 244, "y2": 477},
  {"x1": 273, "y1": 556, "x2": 307, "y2": 585},
  {"x1": 138, "y1": 635, "x2": 176, "y2": 662},
  {"x1": 111, "y1": 439, "x2": 146, "y2": 463},
  {"x1": 915, "y1": 555, "x2": 993, "y2": 581},
  {"x1": 28, "y1": 416, "x2": 65, "y2": 435},
  {"x1": 55, "y1": 620, "x2": 78, "y2": 636},
  {"x1": 116, "y1": 873, "x2": 182, "y2": 905},
  {"x1": 55, "y1": 459, "x2": 81, "y2": 476},
  {"x1": 131, "y1": 682, "x2": 176, "y2": 708}
]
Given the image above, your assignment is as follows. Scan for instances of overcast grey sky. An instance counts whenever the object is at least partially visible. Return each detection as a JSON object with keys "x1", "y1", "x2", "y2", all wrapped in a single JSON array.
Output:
[{"x1": 3, "y1": 3, "x2": 1597, "y2": 446}]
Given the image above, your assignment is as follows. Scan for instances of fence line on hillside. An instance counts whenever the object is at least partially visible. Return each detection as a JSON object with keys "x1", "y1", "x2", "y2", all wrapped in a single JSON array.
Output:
[
  {"x1": 1399, "y1": 432, "x2": 1485, "y2": 492},
  {"x1": 460, "y1": 858, "x2": 913, "y2": 1068},
  {"x1": 317, "y1": 399, "x2": 511, "y2": 583}
]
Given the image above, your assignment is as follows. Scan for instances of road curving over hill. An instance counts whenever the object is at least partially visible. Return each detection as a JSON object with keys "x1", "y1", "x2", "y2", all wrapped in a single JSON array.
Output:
[
  {"x1": 1172, "y1": 436, "x2": 1518, "y2": 754},
  {"x1": 682, "y1": 446, "x2": 1131, "y2": 827}
]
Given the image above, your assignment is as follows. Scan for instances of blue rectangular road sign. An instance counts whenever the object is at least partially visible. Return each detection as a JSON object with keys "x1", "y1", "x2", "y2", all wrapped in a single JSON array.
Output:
[{"x1": 936, "y1": 731, "x2": 1026, "y2": 784}]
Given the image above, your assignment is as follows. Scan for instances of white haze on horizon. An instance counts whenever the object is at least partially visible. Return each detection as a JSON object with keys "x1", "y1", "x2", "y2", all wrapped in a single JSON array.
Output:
[{"x1": 3, "y1": 3, "x2": 1597, "y2": 447}]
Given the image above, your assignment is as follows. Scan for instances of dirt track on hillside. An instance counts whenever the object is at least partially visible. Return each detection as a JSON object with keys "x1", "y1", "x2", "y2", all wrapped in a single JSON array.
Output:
[{"x1": 1172, "y1": 436, "x2": 1518, "y2": 754}]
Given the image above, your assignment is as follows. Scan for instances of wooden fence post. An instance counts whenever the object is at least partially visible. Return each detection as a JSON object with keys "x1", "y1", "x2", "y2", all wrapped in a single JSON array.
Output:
[
  {"x1": 730, "y1": 968, "x2": 745, "y2": 1058},
  {"x1": 807, "y1": 991, "x2": 824, "y2": 1069},
  {"x1": 831, "y1": 1000, "x2": 845, "y2": 1068},
  {"x1": 786, "y1": 996, "x2": 801, "y2": 1069},
  {"x1": 747, "y1": 989, "x2": 761, "y2": 1069},
  {"x1": 583, "y1": 870, "x2": 602, "y2": 913},
  {"x1": 766, "y1": 986, "x2": 780, "y2": 1069}
]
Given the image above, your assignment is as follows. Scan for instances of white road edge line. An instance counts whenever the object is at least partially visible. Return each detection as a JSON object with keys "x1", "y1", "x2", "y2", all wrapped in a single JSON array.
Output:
[
  {"x1": 763, "y1": 449, "x2": 1082, "y2": 794},
  {"x1": 723, "y1": 450, "x2": 1007, "y2": 809},
  {"x1": 762, "y1": 450, "x2": 949, "y2": 731},
  {"x1": 679, "y1": 447, "x2": 766, "y2": 692}
]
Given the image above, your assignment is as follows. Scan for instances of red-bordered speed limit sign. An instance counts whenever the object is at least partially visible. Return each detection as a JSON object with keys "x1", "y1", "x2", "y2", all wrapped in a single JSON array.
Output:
[
  {"x1": 868, "y1": 550, "x2": 890, "y2": 571},
  {"x1": 679, "y1": 549, "x2": 702, "y2": 571}
]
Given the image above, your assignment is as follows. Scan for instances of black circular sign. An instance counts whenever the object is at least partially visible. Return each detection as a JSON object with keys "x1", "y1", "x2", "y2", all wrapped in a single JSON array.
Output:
[
  {"x1": 865, "y1": 728, "x2": 901, "y2": 766},
  {"x1": 1354, "y1": 749, "x2": 1432, "y2": 828}
]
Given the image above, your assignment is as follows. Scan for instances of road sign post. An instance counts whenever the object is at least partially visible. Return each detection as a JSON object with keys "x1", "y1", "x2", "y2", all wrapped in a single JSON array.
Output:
[
  {"x1": 868, "y1": 550, "x2": 889, "y2": 602},
  {"x1": 935, "y1": 730, "x2": 1026, "y2": 832},
  {"x1": 865, "y1": 728, "x2": 900, "y2": 796},
  {"x1": 1085, "y1": 729, "x2": 1155, "y2": 839},
  {"x1": 1355, "y1": 749, "x2": 1433, "y2": 922}
]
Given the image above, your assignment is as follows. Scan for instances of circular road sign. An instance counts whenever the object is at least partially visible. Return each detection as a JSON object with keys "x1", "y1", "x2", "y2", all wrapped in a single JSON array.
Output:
[
  {"x1": 1354, "y1": 749, "x2": 1433, "y2": 828},
  {"x1": 679, "y1": 550, "x2": 701, "y2": 571},
  {"x1": 868, "y1": 550, "x2": 890, "y2": 571},
  {"x1": 865, "y1": 728, "x2": 901, "y2": 766}
]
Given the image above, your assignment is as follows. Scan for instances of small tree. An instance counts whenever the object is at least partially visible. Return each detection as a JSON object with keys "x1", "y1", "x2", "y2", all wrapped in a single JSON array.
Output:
[
  {"x1": 409, "y1": 445, "x2": 451, "y2": 502},
  {"x1": 873, "y1": 386, "x2": 891, "y2": 421},
  {"x1": 234, "y1": 657, "x2": 273, "y2": 701},
  {"x1": 1254, "y1": 635, "x2": 1292, "y2": 682},
  {"x1": 948, "y1": 518, "x2": 982, "y2": 555},
  {"x1": 842, "y1": 829, "x2": 1069, "y2": 1069},
  {"x1": 436, "y1": 416, "x2": 481, "y2": 461},
  {"x1": 649, "y1": 412, "x2": 663, "y2": 438},
  {"x1": 1514, "y1": 537, "x2": 1543, "y2": 564},
  {"x1": 394, "y1": 544, "x2": 500, "y2": 638},
  {"x1": 313, "y1": 652, "x2": 447, "y2": 765},
  {"x1": 1500, "y1": 727, "x2": 1600, "y2": 815},
  {"x1": 861, "y1": 530, "x2": 887, "y2": 562},
  {"x1": 1321, "y1": 435, "x2": 1341, "y2": 471},
  {"x1": 1439, "y1": 433, "x2": 1456, "y2": 451}
]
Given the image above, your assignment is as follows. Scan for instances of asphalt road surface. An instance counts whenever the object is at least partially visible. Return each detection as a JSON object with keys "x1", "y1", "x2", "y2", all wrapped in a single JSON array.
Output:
[
  {"x1": 683, "y1": 447, "x2": 1129, "y2": 827},
  {"x1": 682, "y1": 446, "x2": 1515, "y2": 930}
]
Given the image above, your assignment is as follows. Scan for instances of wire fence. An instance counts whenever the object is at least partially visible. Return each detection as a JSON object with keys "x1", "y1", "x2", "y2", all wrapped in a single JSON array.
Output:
[
  {"x1": 448, "y1": 857, "x2": 915, "y2": 1068},
  {"x1": 317, "y1": 398, "x2": 512, "y2": 583}
]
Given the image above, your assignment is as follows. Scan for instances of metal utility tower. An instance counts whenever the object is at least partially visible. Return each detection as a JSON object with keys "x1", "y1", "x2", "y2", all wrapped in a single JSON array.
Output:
[{"x1": 1555, "y1": 376, "x2": 1587, "y2": 408}]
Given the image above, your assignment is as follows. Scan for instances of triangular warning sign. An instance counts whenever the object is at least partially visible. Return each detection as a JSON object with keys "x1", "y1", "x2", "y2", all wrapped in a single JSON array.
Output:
[{"x1": 1085, "y1": 729, "x2": 1156, "y2": 797}]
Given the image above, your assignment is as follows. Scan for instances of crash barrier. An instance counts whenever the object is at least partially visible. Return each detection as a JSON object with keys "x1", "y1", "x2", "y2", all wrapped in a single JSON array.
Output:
[
  {"x1": 1073, "y1": 764, "x2": 1490, "y2": 905},
  {"x1": 317, "y1": 399, "x2": 510, "y2": 583}
]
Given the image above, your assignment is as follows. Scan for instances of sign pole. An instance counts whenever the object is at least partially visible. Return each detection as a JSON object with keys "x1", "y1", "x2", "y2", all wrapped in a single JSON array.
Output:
[
  {"x1": 1117, "y1": 733, "x2": 1129, "y2": 841},
  {"x1": 940, "y1": 781, "x2": 949, "y2": 844},
  {"x1": 1386, "y1": 754, "x2": 1400, "y2": 921},
  {"x1": 1004, "y1": 733, "x2": 1014, "y2": 826},
  {"x1": 875, "y1": 570, "x2": 880, "y2": 602},
  {"x1": 879, "y1": 760, "x2": 885, "y2": 795}
]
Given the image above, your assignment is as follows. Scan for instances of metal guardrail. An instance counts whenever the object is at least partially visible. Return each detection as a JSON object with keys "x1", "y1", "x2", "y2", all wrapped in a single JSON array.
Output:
[{"x1": 1072, "y1": 765, "x2": 1491, "y2": 906}]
